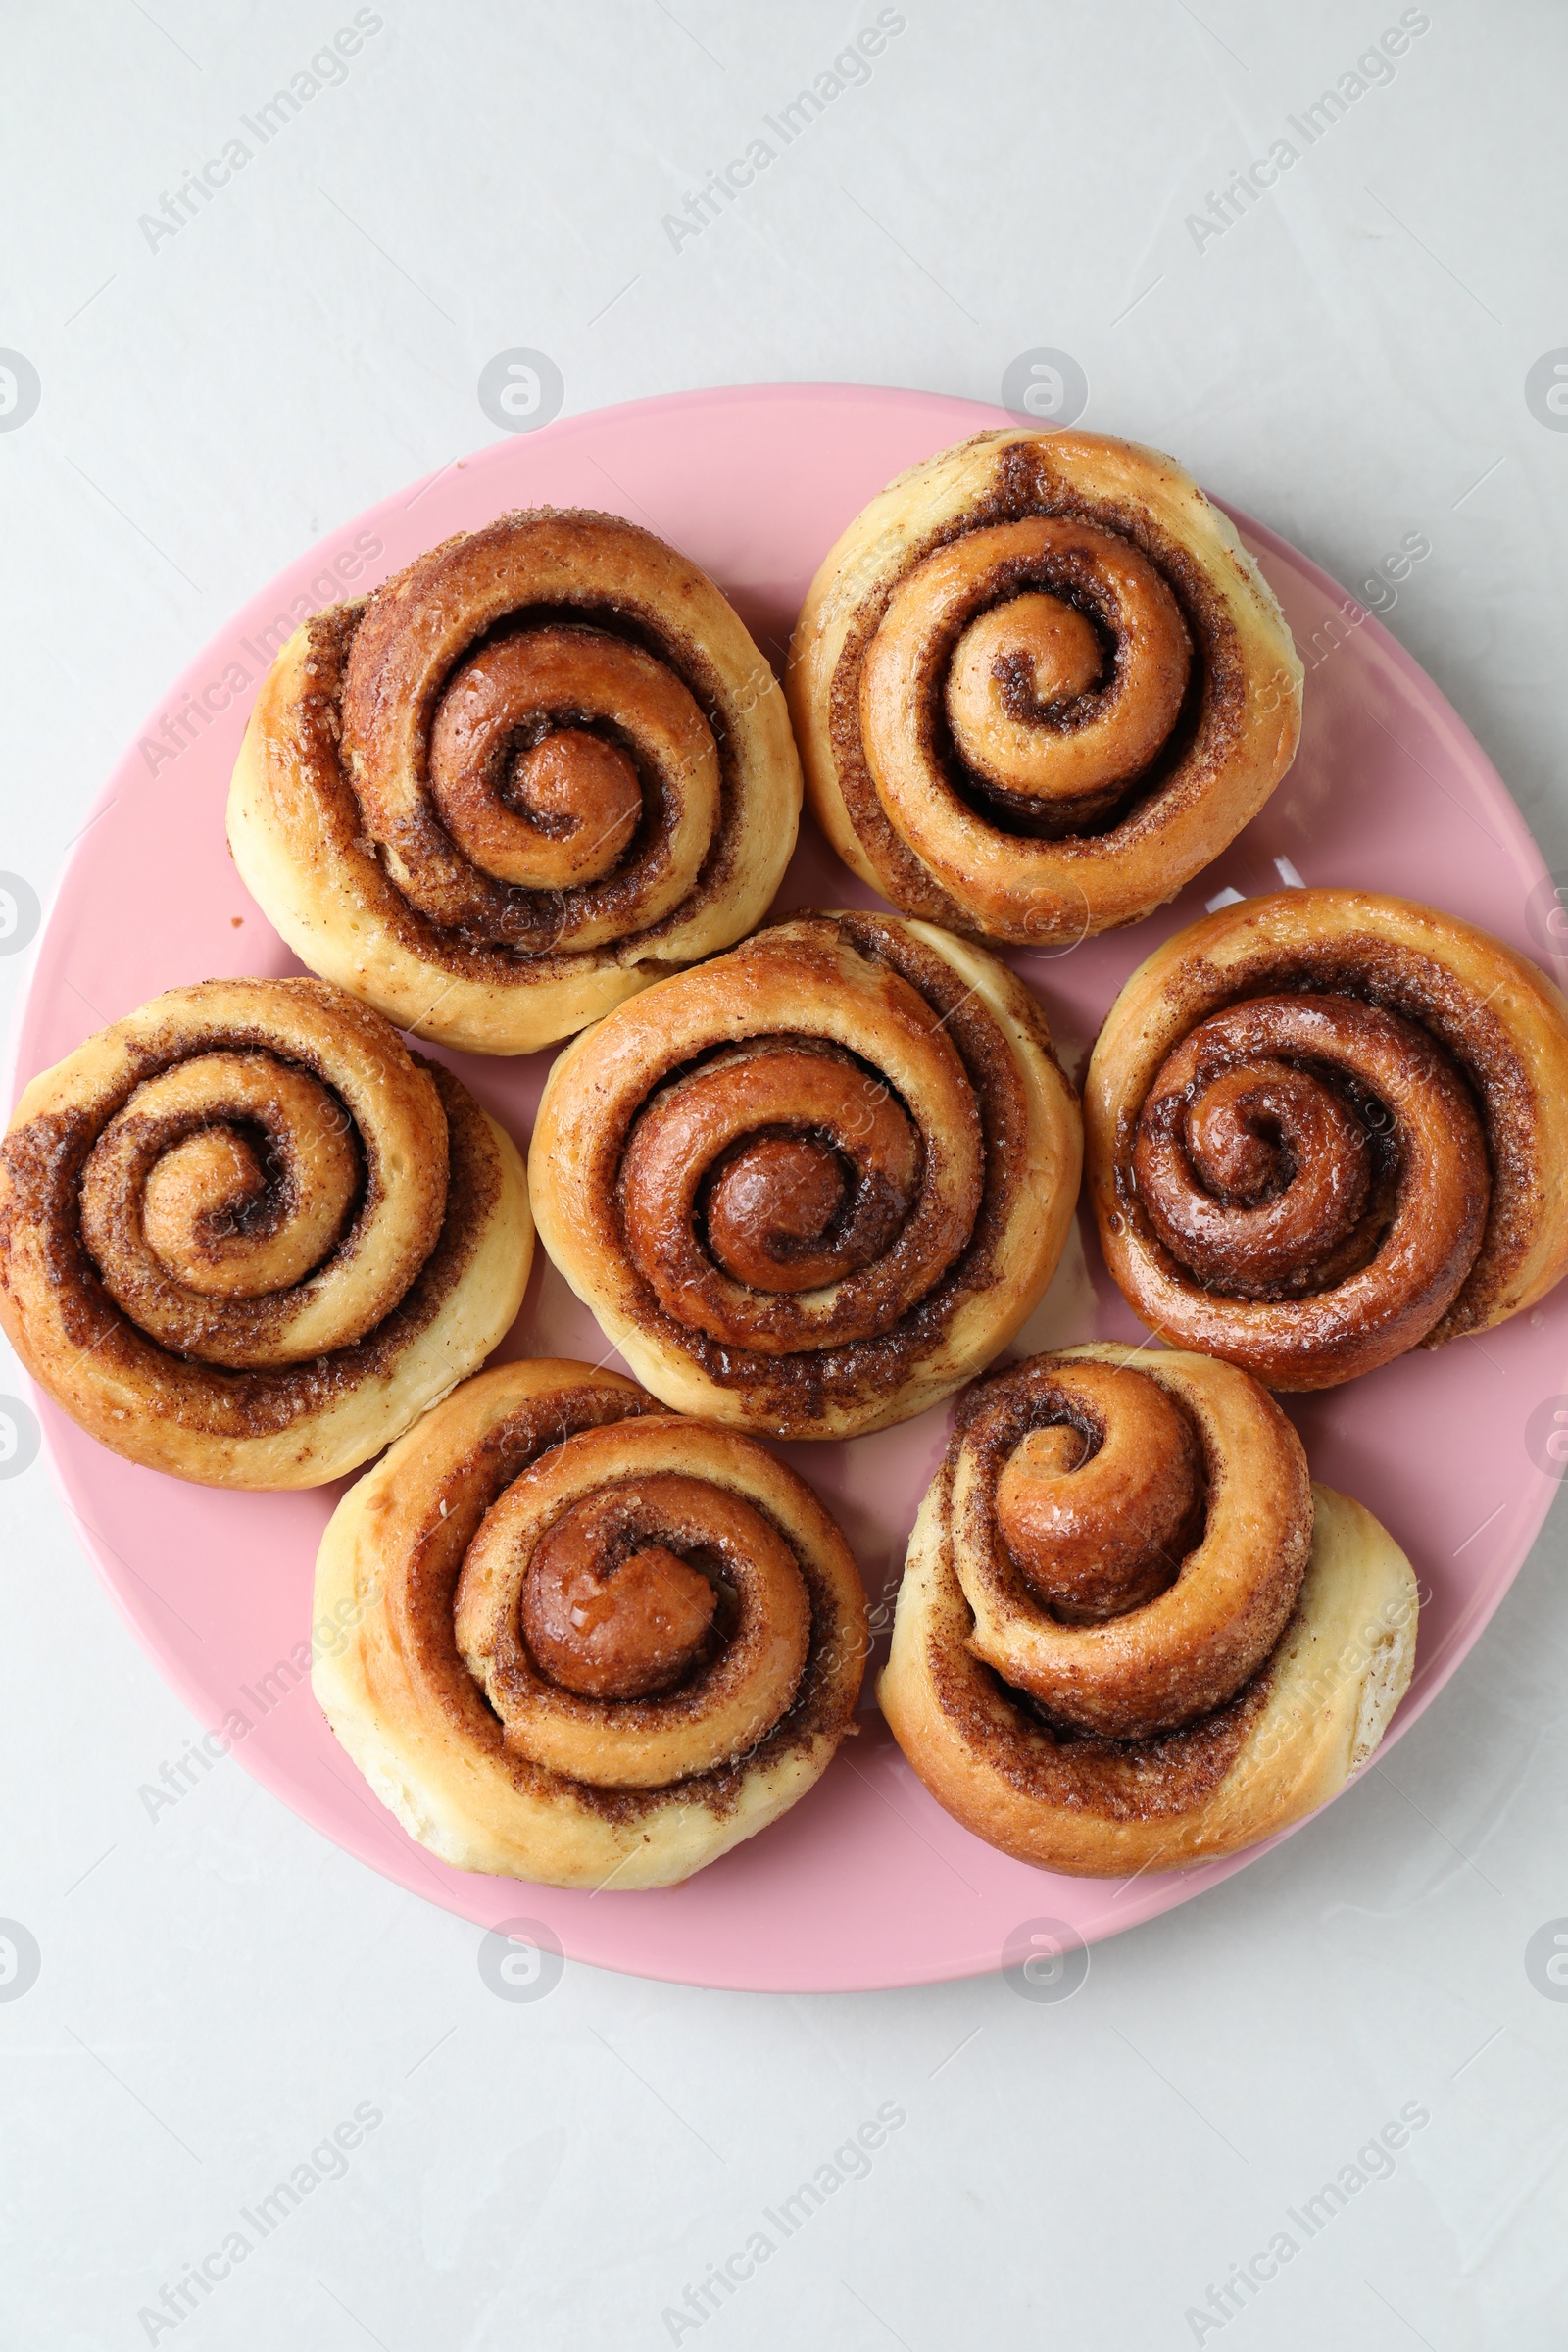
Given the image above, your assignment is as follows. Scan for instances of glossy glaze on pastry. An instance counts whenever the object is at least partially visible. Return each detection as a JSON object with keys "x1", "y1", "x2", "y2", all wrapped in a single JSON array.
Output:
[
  {"x1": 878, "y1": 1345, "x2": 1418, "y2": 1874},
  {"x1": 0, "y1": 978, "x2": 530, "y2": 1486},
  {"x1": 1087, "y1": 890, "x2": 1568, "y2": 1387},
  {"x1": 314, "y1": 1359, "x2": 868, "y2": 1888},
  {"x1": 529, "y1": 911, "x2": 1083, "y2": 1438},
  {"x1": 228, "y1": 508, "x2": 801, "y2": 1054},
  {"x1": 789, "y1": 428, "x2": 1301, "y2": 946}
]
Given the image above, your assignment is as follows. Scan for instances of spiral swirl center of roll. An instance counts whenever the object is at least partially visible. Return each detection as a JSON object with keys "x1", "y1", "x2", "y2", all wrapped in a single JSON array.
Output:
[
  {"x1": 994, "y1": 1363, "x2": 1201, "y2": 1623},
  {"x1": 455, "y1": 1437, "x2": 816, "y2": 1788},
  {"x1": 618, "y1": 1034, "x2": 967, "y2": 1348},
  {"x1": 509, "y1": 727, "x2": 641, "y2": 879},
  {"x1": 706, "y1": 1134, "x2": 855, "y2": 1291},
  {"x1": 347, "y1": 586, "x2": 726, "y2": 956},
  {"x1": 139, "y1": 1128, "x2": 260, "y2": 1288},
  {"x1": 71, "y1": 1020, "x2": 451, "y2": 1371},
  {"x1": 862, "y1": 516, "x2": 1193, "y2": 836},
  {"x1": 946, "y1": 593, "x2": 1104, "y2": 747},
  {"x1": 95, "y1": 1053, "x2": 365, "y2": 1306},
  {"x1": 521, "y1": 1485, "x2": 721, "y2": 1700},
  {"x1": 951, "y1": 1350, "x2": 1311, "y2": 1739},
  {"x1": 1131, "y1": 993, "x2": 1489, "y2": 1301},
  {"x1": 428, "y1": 629, "x2": 657, "y2": 891},
  {"x1": 82, "y1": 1049, "x2": 364, "y2": 1318}
]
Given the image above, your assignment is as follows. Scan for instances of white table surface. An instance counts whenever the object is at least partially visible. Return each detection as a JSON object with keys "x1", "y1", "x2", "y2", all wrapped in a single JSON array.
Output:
[{"x1": 4, "y1": 4, "x2": 1566, "y2": 2346}]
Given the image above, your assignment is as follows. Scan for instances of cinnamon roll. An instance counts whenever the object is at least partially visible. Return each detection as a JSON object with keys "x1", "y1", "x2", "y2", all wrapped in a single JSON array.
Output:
[
  {"x1": 313, "y1": 1358, "x2": 868, "y2": 1887},
  {"x1": 878, "y1": 1345, "x2": 1418, "y2": 1875},
  {"x1": 0, "y1": 978, "x2": 531, "y2": 1487},
  {"x1": 228, "y1": 509, "x2": 801, "y2": 1054},
  {"x1": 788, "y1": 427, "x2": 1301, "y2": 945},
  {"x1": 528, "y1": 912, "x2": 1083, "y2": 1438},
  {"x1": 1087, "y1": 890, "x2": 1568, "y2": 1388}
]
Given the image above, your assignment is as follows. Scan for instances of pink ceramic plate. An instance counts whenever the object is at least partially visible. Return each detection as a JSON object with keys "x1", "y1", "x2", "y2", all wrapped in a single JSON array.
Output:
[{"x1": 13, "y1": 386, "x2": 1564, "y2": 1991}]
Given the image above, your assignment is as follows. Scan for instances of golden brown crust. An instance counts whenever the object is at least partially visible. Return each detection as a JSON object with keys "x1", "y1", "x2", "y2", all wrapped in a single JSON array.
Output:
[
  {"x1": 877, "y1": 1346, "x2": 1418, "y2": 1874},
  {"x1": 312, "y1": 1359, "x2": 869, "y2": 1888},
  {"x1": 948, "y1": 1348, "x2": 1313, "y2": 1737},
  {"x1": 528, "y1": 912, "x2": 1083, "y2": 1439},
  {"x1": 228, "y1": 509, "x2": 801, "y2": 1055},
  {"x1": 1086, "y1": 890, "x2": 1568, "y2": 1388},
  {"x1": 788, "y1": 428, "x2": 1302, "y2": 946},
  {"x1": 0, "y1": 978, "x2": 532, "y2": 1487}
]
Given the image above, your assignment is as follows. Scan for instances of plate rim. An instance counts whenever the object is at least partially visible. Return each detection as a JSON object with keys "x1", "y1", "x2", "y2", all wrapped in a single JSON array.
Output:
[{"x1": 12, "y1": 378, "x2": 1564, "y2": 1990}]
